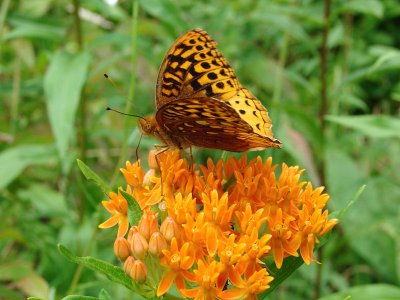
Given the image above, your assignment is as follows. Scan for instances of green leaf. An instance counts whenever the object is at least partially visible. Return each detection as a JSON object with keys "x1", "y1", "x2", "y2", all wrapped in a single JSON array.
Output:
[
  {"x1": 365, "y1": 46, "x2": 400, "y2": 74},
  {"x1": 325, "y1": 115, "x2": 400, "y2": 139},
  {"x1": 319, "y1": 284, "x2": 400, "y2": 300},
  {"x1": 77, "y1": 159, "x2": 112, "y2": 194},
  {"x1": 17, "y1": 183, "x2": 68, "y2": 217},
  {"x1": 44, "y1": 50, "x2": 91, "y2": 165},
  {"x1": 335, "y1": 185, "x2": 366, "y2": 220},
  {"x1": 98, "y1": 289, "x2": 112, "y2": 300},
  {"x1": 120, "y1": 189, "x2": 143, "y2": 226},
  {"x1": 0, "y1": 144, "x2": 57, "y2": 189},
  {"x1": 139, "y1": 0, "x2": 186, "y2": 31},
  {"x1": 261, "y1": 256, "x2": 304, "y2": 296},
  {"x1": 0, "y1": 261, "x2": 33, "y2": 281},
  {"x1": 62, "y1": 296, "x2": 99, "y2": 300},
  {"x1": 326, "y1": 148, "x2": 400, "y2": 281},
  {"x1": 341, "y1": 0, "x2": 384, "y2": 18},
  {"x1": 57, "y1": 245, "x2": 154, "y2": 298},
  {"x1": 261, "y1": 233, "x2": 332, "y2": 297},
  {"x1": 4, "y1": 17, "x2": 65, "y2": 41}
]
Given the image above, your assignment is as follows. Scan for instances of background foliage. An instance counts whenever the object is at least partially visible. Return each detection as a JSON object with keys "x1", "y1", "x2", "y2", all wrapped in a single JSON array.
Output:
[{"x1": 1, "y1": 0, "x2": 400, "y2": 299}]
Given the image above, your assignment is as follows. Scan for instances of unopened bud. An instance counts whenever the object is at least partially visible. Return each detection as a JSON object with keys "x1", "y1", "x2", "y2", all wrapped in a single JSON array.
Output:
[
  {"x1": 143, "y1": 169, "x2": 156, "y2": 186},
  {"x1": 124, "y1": 256, "x2": 135, "y2": 275},
  {"x1": 148, "y1": 150, "x2": 159, "y2": 170},
  {"x1": 149, "y1": 232, "x2": 167, "y2": 256},
  {"x1": 130, "y1": 259, "x2": 148, "y2": 283},
  {"x1": 160, "y1": 216, "x2": 180, "y2": 242},
  {"x1": 113, "y1": 237, "x2": 131, "y2": 261},
  {"x1": 130, "y1": 227, "x2": 149, "y2": 259},
  {"x1": 138, "y1": 210, "x2": 159, "y2": 240}
]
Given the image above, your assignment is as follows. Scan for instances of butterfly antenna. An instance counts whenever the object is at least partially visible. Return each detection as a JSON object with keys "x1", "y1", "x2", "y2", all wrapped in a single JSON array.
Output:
[
  {"x1": 105, "y1": 106, "x2": 146, "y2": 121},
  {"x1": 104, "y1": 73, "x2": 146, "y2": 121},
  {"x1": 104, "y1": 73, "x2": 129, "y2": 101}
]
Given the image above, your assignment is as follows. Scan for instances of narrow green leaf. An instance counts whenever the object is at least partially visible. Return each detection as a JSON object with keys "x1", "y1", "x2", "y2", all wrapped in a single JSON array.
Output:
[
  {"x1": 4, "y1": 17, "x2": 65, "y2": 41},
  {"x1": 261, "y1": 234, "x2": 332, "y2": 297},
  {"x1": 57, "y1": 244, "x2": 154, "y2": 298},
  {"x1": 139, "y1": 0, "x2": 186, "y2": 30},
  {"x1": 98, "y1": 289, "x2": 112, "y2": 300},
  {"x1": 77, "y1": 159, "x2": 112, "y2": 194},
  {"x1": 119, "y1": 189, "x2": 143, "y2": 226},
  {"x1": 335, "y1": 185, "x2": 366, "y2": 220},
  {"x1": 319, "y1": 284, "x2": 400, "y2": 300},
  {"x1": 325, "y1": 115, "x2": 400, "y2": 139},
  {"x1": 0, "y1": 144, "x2": 56, "y2": 189},
  {"x1": 62, "y1": 296, "x2": 98, "y2": 300},
  {"x1": 341, "y1": 0, "x2": 384, "y2": 18},
  {"x1": 44, "y1": 50, "x2": 91, "y2": 163},
  {"x1": 261, "y1": 256, "x2": 304, "y2": 296},
  {"x1": 17, "y1": 183, "x2": 68, "y2": 217}
]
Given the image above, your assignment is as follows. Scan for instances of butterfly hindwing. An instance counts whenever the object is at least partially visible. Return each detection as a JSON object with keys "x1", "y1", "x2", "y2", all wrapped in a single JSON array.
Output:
[{"x1": 156, "y1": 97, "x2": 280, "y2": 151}]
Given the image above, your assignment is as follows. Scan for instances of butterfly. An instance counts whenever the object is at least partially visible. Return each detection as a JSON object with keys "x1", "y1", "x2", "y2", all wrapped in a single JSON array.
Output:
[{"x1": 138, "y1": 29, "x2": 281, "y2": 152}]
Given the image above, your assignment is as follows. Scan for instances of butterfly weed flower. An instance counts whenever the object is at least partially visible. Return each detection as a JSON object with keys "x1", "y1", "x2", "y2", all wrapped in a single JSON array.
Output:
[
  {"x1": 98, "y1": 149, "x2": 337, "y2": 299},
  {"x1": 98, "y1": 190, "x2": 129, "y2": 237}
]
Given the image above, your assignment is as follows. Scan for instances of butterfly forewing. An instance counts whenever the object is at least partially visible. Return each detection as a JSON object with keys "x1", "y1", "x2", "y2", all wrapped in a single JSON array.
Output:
[
  {"x1": 156, "y1": 29, "x2": 240, "y2": 106},
  {"x1": 151, "y1": 29, "x2": 281, "y2": 151}
]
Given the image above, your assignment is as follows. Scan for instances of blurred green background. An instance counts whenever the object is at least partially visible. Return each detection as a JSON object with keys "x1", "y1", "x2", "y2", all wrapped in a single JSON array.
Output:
[{"x1": 1, "y1": 0, "x2": 400, "y2": 299}]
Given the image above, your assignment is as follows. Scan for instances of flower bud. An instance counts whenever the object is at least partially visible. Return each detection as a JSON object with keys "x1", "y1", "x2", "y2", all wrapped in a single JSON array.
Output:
[
  {"x1": 138, "y1": 210, "x2": 159, "y2": 240},
  {"x1": 143, "y1": 169, "x2": 156, "y2": 186},
  {"x1": 130, "y1": 227, "x2": 149, "y2": 259},
  {"x1": 129, "y1": 259, "x2": 148, "y2": 283},
  {"x1": 124, "y1": 256, "x2": 135, "y2": 275},
  {"x1": 160, "y1": 216, "x2": 180, "y2": 242},
  {"x1": 113, "y1": 237, "x2": 131, "y2": 261},
  {"x1": 149, "y1": 232, "x2": 167, "y2": 256},
  {"x1": 148, "y1": 149, "x2": 159, "y2": 170}
]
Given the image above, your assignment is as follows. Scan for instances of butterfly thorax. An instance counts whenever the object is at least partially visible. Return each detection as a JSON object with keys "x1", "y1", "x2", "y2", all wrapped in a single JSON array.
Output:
[{"x1": 138, "y1": 115, "x2": 188, "y2": 149}]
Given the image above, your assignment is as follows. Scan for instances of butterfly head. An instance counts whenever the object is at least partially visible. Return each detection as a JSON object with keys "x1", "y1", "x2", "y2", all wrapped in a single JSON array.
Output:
[{"x1": 138, "y1": 115, "x2": 158, "y2": 136}]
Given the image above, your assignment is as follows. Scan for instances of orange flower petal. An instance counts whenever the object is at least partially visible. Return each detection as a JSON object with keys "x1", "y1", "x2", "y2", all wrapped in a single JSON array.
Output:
[
  {"x1": 98, "y1": 214, "x2": 119, "y2": 229},
  {"x1": 218, "y1": 288, "x2": 247, "y2": 300},
  {"x1": 206, "y1": 225, "x2": 218, "y2": 257},
  {"x1": 157, "y1": 269, "x2": 176, "y2": 297},
  {"x1": 117, "y1": 216, "x2": 129, "y2": 237},
  {"x1": 179, "y1": 287, "x2": 200, "y2": 298},
  {"x1": 228, "y1": 267, "x2": 245, "y2": 288},
  {"x1": 175, "y1": 273, "x2": 186, "y2": 291}
]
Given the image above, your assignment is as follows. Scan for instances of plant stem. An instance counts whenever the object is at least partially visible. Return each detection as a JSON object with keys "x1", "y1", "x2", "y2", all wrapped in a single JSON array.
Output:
[
  {"x1": 0, "y1": 0, "x2": 10, "y2": 42},
  {"x1": 10, "y1": 49, "x2": 20, "y2": 135},
  {"x1": 319, "y1": 0, "x2": 331, "y2": 134},
  {"x1": 72, "y1": 0, "x2": 88, "y2": 222},
  {"x1": 111, "y1": 0, "x2": 139, "y2": 186},
  {"x1": 315, "y1": 0, "x2": 331, "y2": 299},
  {"x1": 272, "y1": 32, "x2": 289, "y2": 106},
  {"x1": 73, "y1": 0, "x2": 86, "y2": 163}
]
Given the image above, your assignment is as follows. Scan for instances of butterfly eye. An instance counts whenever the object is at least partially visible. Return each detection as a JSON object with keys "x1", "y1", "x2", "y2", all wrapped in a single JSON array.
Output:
[
  {"x1": 138, "y1": 117, "x2": 156, "y2": 136},
  {"x1": 145, "y1": 121, "x2": 152, "y2": 132}
]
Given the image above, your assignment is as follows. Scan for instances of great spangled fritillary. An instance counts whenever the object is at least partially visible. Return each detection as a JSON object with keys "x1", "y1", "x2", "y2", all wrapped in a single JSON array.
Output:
[{"x1": 138, "y1": 29, "x2": 281, "y2": 152}]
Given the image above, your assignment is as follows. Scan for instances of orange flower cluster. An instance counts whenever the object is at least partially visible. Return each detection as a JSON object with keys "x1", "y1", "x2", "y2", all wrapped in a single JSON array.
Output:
[{"x1": 99, "y1": 150, "x2": 337, "y2": 299}]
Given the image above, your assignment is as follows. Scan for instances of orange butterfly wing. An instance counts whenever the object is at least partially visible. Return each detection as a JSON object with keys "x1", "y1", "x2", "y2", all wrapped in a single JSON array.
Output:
[{"x1": 154, "y1": 29, "x2": 281, "y2": 151}]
